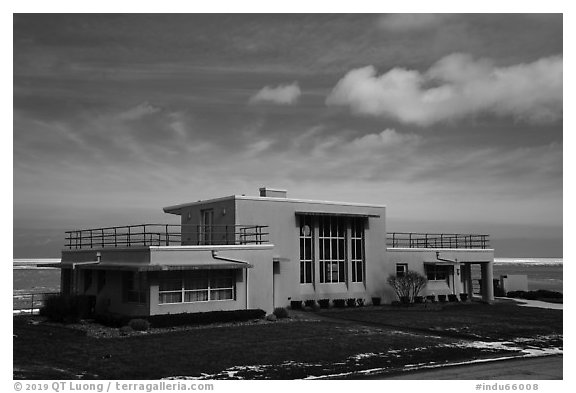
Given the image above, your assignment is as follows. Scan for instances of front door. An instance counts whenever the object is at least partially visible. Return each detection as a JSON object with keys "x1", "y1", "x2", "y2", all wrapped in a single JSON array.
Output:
[{"x1": 200, "y1": 209, "x2": 214, "y2": 244}]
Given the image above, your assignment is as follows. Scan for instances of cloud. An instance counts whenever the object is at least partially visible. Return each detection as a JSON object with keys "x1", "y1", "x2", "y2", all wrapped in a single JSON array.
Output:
[
  {"x1": 116, "y1": 102, "x2": 161, "y2": 121},
  {"x1": 326, "y1": 53, "x2": 563, "y2": 126},
  {"x1": 378, "y1": 14, "x2": 448, "y2": 32},
  {"x1": 249, "y1": 82, "x2": 301, "y2": 105}
]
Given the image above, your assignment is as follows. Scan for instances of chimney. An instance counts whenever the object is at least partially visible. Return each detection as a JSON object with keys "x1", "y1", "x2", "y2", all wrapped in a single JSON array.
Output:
[{"x1": 259, "y1": 187, "x2": 287, "y2": 198}]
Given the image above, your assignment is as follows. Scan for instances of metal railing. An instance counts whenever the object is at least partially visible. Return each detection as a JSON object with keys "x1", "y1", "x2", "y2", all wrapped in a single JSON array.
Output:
[
  {"x1": 13, "y1": 292, "x2": 60, "y2": 315},
  {"x1": 65, "y1": 224, "x2": 269, "y2": 250},
  {"x1": 387, "y1": 232, "x2": 489, "y2": 249}
]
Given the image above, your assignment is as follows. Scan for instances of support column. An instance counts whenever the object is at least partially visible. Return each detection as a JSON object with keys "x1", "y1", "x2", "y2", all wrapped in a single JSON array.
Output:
[
  {"x1": 480, "y1": 262, "x2": 494, "y2": 302},
  {"x1": 465, "y1": 264, "x2": 474, "y2": 299}
]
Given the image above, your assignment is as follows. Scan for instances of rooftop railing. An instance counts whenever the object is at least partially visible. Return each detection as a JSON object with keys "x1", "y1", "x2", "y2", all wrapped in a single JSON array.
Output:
[
  {"x1": 65, "y1": 224, "x2": 269, "y2": 250},
  {"x1": 387, "y1": 232, "x2": 490, "y2": 249}
]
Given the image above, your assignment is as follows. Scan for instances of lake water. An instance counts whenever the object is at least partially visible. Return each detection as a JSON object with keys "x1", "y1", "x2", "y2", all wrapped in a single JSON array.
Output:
[{"x1": 491, "y1": 258, "x2": 563, "y2": 293}]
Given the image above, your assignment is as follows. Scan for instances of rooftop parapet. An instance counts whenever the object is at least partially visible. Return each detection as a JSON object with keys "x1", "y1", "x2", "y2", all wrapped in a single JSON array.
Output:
[
  {"x1": 387, "y1": 232, "x2": 490, "y2": 249},
  {"x1": 65, "y1": 224, "x2": 269, "y2": 250}
]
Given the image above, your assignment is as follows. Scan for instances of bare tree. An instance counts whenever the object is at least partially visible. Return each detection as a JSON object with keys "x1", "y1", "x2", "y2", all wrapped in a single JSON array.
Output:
[{"x1": 387, "y1": 271, "x2": 428, "y2": 303}]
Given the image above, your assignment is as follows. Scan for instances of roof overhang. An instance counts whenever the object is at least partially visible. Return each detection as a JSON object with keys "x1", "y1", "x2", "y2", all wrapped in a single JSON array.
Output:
[
  {"x1": 50, "y1": 261, "x2": 252, "y2": 272},
  {"x1": 295, "y1": 211, "x2": 380, "y2": 218}
]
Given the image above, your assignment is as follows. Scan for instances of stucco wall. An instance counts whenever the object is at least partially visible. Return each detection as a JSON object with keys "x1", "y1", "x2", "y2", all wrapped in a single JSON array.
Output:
[
  {"x1": 234, "y1": 197, "x2": 387, "y2": 306},
  {"x1": 148, "y1": 245, "x2": 274, "y2": 315},
  {"x1": 178, "y1": 198, "x2": 236, "y2": 245},
  {"x1": 386, "y1": 248, "x2": 494, "y2": 302}
]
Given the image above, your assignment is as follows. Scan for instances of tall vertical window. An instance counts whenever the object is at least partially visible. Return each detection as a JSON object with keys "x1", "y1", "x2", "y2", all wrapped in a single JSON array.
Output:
[
  {"x1": 351, "y1": 217, "x2": 365, "y2": 282},
  {"x1": 299, "y1": 215, "x2": 313, "y2": 284},
  {"x1": 319, "y1": 216, "x2": 346, "y2": 283}
]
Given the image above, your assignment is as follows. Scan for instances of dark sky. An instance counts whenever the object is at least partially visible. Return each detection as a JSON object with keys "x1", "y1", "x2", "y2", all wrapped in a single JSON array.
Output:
[{"x1": 13, "y1": 14, "x2": 563, "y2": 258}]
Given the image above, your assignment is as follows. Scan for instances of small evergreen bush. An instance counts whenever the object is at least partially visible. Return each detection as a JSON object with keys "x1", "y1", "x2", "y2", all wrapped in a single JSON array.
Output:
[
  {"x1": 304, "y1": 299, "x2": 316, "y2": 308},
  {"x1": 119, "y1": 326, "x2": 132, "y2": 336},
  {"x1": 438, "y1": 294, "x2": 447, "y2": 303},
  {"x1": 273, "y1": 307, "x2": 289, "y2": 319},
  {"x1": 346, "y1": 298, "x2": 357, "y2": 307},
  {"x1": 318, "y1": 299, "x2": 330, "y2": 308},
  {"x1": 290, "y1": 300, "x2": 302, "y2": 310},
  {"x1": 371, "y1": 297, "x2": 381, "y2": 306},
  {"x1": 129, "y1": 318, "x2": 150, "y2": 331},
  {"x1": 333, "y1": 299, "x2": 346, "y2": 308}
]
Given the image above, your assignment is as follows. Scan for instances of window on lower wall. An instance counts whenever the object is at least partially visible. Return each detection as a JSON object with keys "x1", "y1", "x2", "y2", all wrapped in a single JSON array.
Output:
[
  {"x1": 122, "y1": 271, "x2": 147, "y2": 303},
  {"x1": 424, "y1": 264, "x2": 451, "y2": 281},
  {"x1": 159, "y1": 270, "x2": 235, "y2": 304},
  {"x1": 351, "y1": 217, "x2": 365, "y2": 283}
]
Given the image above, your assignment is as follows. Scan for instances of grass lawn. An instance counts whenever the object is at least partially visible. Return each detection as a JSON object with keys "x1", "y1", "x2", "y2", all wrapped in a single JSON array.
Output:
[
  {"x1": 13, "y1": 301, "x2": 562, "y2": 380},
  {"x1": 321, "y1": 301, "x2": 563, "y2": 341}
]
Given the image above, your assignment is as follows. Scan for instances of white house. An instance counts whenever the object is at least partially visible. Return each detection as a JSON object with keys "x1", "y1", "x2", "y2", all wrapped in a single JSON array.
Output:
[{"x1": 55, "y1": 187, "x2": 494, "y2": 316}]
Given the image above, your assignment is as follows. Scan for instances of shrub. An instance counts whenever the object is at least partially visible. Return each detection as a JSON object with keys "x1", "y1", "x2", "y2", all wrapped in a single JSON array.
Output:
[
  {"x1": 146, "y1": 309, "x2": 265, "y2": 328},
  {"x1": 346, "y1": 298, "x2": 357, "y2": 307},
  {"x1": 438, "y1": 294, "x2": 447, "y2": 303},
  {"x1": 40, "y1": 294, "x2": 95, "y2": 323},
  {"x1": 460, "y1": 293, "x2": 468, "y2": 302},
  {"x1": 290, "y1": 300, "x2": 302, "y2": 310},
  {"x1": 371, "y1": 297, "x2": 381, "y2": 306},
  {"x1": 356, "y1": 298, "x2": 365, "y2": 307},
  {"x1": 119, "y1": 326, "x2": 132, "y2": 336},
  {"x1": 333, "y1": 299, "x2": 346, "y2": 308},
  {"x1": 414, "y1": 296, "x2": 424, "y2": 304},
  {"x1": 387, "y1": 271, "x2": 428, "y2": 303},
  {"x1": 534, "y1": 289, "x2": 562, "y2": 299},
  {"x1": 426, "y1": 295, "x2": 436, "y2": 303},
  {"x1": 95, "y1": 313, "x2": 131, "y2": 328},
  {"x1": 318, "y1": 299, "x2": 330, "y2": 308},
  {"x1": 273, "y1": 307, "x2": 289, "y2": 319},
  {"x1": 448, "y1": 294, "x2": 459, "y2": 302},
  {"x1": 129, "y1": 318, "x2": 150, "y2": 331},
  {"x1": 304, "y1": 299, "x2": 316, "y2": 308},
  {"x1": 507, "y1": 290, "x2": 563, "y2": 300},
  {"x1": 400, "y1": 296, "x2": 411, "y2": 304}
]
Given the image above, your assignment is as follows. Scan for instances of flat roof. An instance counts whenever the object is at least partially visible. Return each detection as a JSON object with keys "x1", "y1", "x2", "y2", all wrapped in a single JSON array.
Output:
[
  {"x1": 50, "y1": 261, "x2": 253, "y2": 271},
  {"x1": 295, "y1": 211, "x2": 380, "y2": 218},
  {"x1": 163, "y1": 195, "x2": 385, "y2": 214}
]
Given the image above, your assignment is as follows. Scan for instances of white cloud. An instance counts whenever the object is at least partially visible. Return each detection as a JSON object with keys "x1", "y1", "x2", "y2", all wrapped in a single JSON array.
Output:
[
  {"x1": 378, "y1": 14, "x2": 448, "y2": 32},
  {"x1": 326, "y1": 53, "x2": 563, "y2": 126},
  {"x1": 116, "y1": 102, "x2": 161, "y2": 121},
  {"x1": 249, "y1": 82, "x2": 301, "y2": 105}
]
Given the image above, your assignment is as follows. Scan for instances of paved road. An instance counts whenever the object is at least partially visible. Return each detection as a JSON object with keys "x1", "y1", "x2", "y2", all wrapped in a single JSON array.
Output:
[{"x1": 380, "y1": 356, "x2": 562, "y2": 380}]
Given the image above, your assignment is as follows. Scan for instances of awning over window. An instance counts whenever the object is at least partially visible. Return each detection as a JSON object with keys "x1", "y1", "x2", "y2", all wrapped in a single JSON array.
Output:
[{"x1": 295, "y1": 211, "x2": 380, "y2": 218}]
